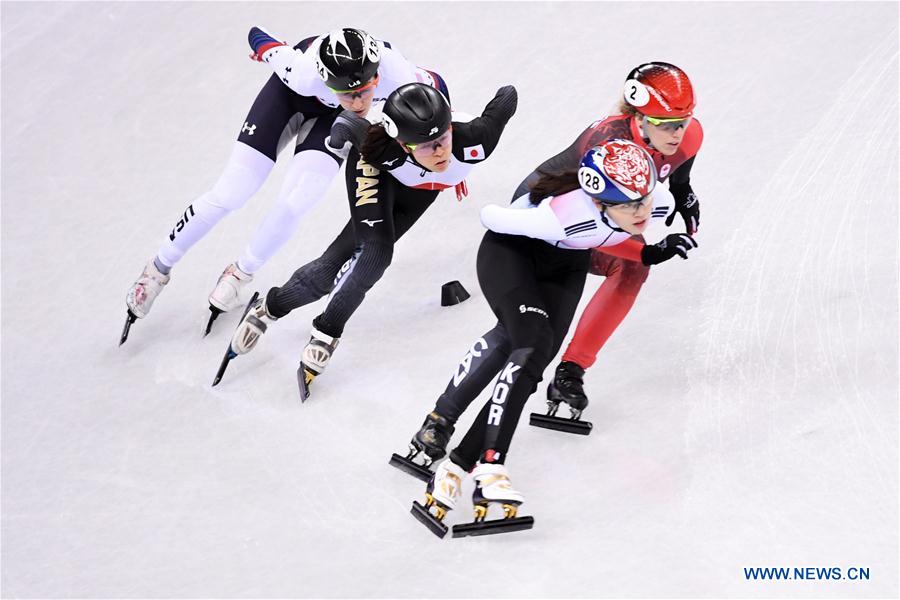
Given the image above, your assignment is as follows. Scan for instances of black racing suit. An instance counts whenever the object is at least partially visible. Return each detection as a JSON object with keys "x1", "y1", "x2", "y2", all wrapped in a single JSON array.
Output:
[
  {"x1": 265, "y1": 85, "x2": 518, "y2": 341},
  {"x1": 443, "y1": 231, "x2": 590, "y2": 468}
]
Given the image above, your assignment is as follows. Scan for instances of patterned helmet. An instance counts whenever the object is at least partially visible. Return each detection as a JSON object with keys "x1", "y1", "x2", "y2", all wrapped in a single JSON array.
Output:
[
  {"x1": 316, "y1": 28, "x2": 381, "y2": 91},
  {"x1": 578, "y1": 139, "x2": 658, "y2": 203}
]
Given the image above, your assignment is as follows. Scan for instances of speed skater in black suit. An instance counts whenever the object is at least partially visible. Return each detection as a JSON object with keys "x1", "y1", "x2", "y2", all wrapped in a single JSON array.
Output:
[{"x1": 217, "y1": 81, "x2": 518, "y2": 397}]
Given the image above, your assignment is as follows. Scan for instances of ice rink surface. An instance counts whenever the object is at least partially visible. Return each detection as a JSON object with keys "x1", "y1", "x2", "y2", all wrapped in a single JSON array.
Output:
[{"x1": 1, "y1": 1, "x2": 898, "y2": 598}]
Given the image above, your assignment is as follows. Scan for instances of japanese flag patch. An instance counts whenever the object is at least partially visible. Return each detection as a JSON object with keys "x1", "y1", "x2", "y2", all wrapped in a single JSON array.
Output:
[{"x1": 463, "y1": 144, "x2": 485, "y2": 161}]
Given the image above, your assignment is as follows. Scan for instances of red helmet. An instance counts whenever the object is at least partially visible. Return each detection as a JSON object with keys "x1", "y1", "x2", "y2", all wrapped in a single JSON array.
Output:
[{"x1": 623, "y1": 62, "x2": 695, "y2": 118}]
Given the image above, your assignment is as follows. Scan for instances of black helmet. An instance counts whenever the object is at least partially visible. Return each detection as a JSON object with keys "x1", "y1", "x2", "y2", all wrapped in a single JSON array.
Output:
[
  {"x1": 381, "y1": 83, "x2": 451, "y2": 143},
  {"x1": 316, "y1": 28, "x2": 380, "y2": 91}
]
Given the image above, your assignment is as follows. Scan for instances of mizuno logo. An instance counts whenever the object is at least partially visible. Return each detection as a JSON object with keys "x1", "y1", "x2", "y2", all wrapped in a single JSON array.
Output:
[{"x1": 361, "y1": 219, "x2": 383, "y2": 227}]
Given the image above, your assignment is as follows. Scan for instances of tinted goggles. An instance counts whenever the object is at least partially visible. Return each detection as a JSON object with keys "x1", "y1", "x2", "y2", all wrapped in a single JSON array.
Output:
[
  {"x1": 644, "y1": 115, "x2": 692, "y2": 131},
  {"x1": 404, "y1": 126, "x2": 452, "y2": 155}
]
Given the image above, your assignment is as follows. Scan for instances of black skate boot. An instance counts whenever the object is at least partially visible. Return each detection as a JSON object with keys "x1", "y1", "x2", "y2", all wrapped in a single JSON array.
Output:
[
  {"x1": 390, "y1": 411, "x2": 455, "y2": 482},
  {"x1": 549, "y1": 361, "x2": 589, "y2": 415},
  {"x1": 529, "y1": 361, "x2": 593, "y2": 435}
]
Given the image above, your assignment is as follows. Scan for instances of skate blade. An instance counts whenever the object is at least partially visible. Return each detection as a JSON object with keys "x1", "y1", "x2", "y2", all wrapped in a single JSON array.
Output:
[
  {"x1": 204, "y1": 305, "x2": 224, "y2": 337},
  {"x1": 410, "y1": 501, "x2": 448, "y2": 539},
  {"x1": 389, "y1": 454, "x2": 434, "y2": 482},
  {"x1": 529, "y1": 412, "x2": 593, "y2": 435},
  {"x1": 212, "y1": 348, "x2": 237, "y2": 387},
  {"x1": 296, "y1": 364, "x2": 315, "y2": 403},
  {"x1": 211, "y1": 292, "x2": 259, "y2": 386},
  {"x1": 119, "y1": 310, "x2": 137, "y2": 346},
  {"x1": 452, "y1": 515, "x2": 534, "y2": 538}
]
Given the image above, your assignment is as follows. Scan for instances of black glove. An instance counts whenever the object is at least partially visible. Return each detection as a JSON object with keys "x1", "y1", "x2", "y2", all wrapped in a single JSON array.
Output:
[
  {"x1": 325, "y1": 110, "x2": 370, "y2": 159},
  {"x1": 490, "y1": 85, "x2": 518, "y2": 121},
  {"x1": 665, "y1": 189, "x2": 700, "y2": 235},
  {"x1": 641, "y1": 233, "x2": 698, "y2": 266}
]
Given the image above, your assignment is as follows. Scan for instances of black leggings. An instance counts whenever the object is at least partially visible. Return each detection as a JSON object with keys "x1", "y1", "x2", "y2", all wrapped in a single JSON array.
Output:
[
  {"x1": 434, "y1": 231, "x2": 589, "y2": 469},
  {"x1": 266, "y1": 149, "x2": 439, "y2": 336}
]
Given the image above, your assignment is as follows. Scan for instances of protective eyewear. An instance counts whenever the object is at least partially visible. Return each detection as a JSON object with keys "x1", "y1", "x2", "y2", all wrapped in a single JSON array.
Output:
[
  {"x1": 330, "y1": 75, "x2": 380, "y2": 98},
  {"x1": 600, "y1": 195, "x2": 653, "y2": 214},
  {"x1": 644, "y1": 115, "x2": 692, "y2": 131},
  {"x1": 404, "y1": 126, "x2": 452, "y2": 155}
]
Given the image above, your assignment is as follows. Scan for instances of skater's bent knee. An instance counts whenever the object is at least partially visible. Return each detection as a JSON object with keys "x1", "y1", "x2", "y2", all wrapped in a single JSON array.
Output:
[
  {"x1": 277, "y1": 172, "x2": 333, "y2": 218},
  {"x1": 616, "y1": 259, "x2": 650, "y2": 290},
  {"x1": 357, "y1": 241, "x2": 394, "y2": 272},
  {"x1": 207, "y1": 163, "x2": 269, "y2": 211}
]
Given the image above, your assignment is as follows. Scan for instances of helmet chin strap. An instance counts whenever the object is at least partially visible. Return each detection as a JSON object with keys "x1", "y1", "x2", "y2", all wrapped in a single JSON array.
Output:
[
  {"x1": 636, "y1": 117, "x2": 655, "y2": 148},
  {"x1": 595, "y1": 202, "x2": 625, "y2": 233},
  {"x1": 405, "y1": 151, "x2": 431, "y2": 173}
]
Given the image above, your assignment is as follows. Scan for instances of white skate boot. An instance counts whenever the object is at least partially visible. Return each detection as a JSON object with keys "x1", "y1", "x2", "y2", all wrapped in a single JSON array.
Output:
[
  {"x1": 126, "y1": 260, "x2": 170, "y2": 319},
  {"x1": 426, "y1": 459, "x2": 467, "y2": 514},
  {"x1": 453, "y1": 463, "x2": 534, "y2": 537},
  {"x1": 472, "y1": 462, "x2": 525, "y2": 519},
  {"x1": 301, "y1": 327, "x2": 340, "y2": 374},
  {"x1": 411, "y1": 459, "x2": 468, "y2": 538},
  {"x1": 449, "y1": 462, "x2": 532, "y2": 537},
  {"x1": 209, "y1": 263, "x2": 254, "y2": 312},
  {"x1": 297, "y1": 326, "x2": 340, "y2": 399},
  {"x1": 230, "y1": 296, "x2": 277, "y2": 355}
]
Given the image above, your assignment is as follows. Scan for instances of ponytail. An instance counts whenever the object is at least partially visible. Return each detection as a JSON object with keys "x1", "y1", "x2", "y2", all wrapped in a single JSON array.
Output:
[
  {"x1": 360, "y1": 125, "x2": 398, "y2": 165},
  {"x1": 528, "y1": 169, "x2": 581, "y2": 205}
]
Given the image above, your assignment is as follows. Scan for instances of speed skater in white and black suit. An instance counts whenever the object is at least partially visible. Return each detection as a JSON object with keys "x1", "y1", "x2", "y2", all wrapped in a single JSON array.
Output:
[
  {"x1": 221, "y1": 82, "x2": 518, "y2": 396},
  {"x1": 121, "y1": 27, "x2": 445, "y2": 343},
  {"x1": 401, "y1": 140, "x2": 698, "y2": 537}
]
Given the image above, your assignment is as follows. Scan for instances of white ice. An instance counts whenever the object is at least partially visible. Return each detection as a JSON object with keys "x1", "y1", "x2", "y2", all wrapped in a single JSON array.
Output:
[{"x1": 1, "y1": 2, "x2": 897, "y2": 598}]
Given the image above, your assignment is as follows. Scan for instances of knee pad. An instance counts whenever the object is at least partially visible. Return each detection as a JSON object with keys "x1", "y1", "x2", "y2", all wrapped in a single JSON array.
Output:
[
  {"x1": 275, "y1": 149, "x2": 339, "y2": 204},
  {"x1": 276, "y1": 169, "x2": 334, "y2": 219},
  {"x1": 356, "y1": 241, "x2": 394, "y2": 280},
  {"x1": 331, "y1": 241, "x2": 393, "y2": 297},
  {"x1": 482, "y1": 323, "x2": 512, "y2": 356},
  {"x1": 614, "y1": 259, "x2": 650, "y2": 295},
  {"x1": 514, "y1": 319, "x2": 554, "y2": 381},
  {"x1": 205, "y1": 144, "x2": 274, "y2": 212}
]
